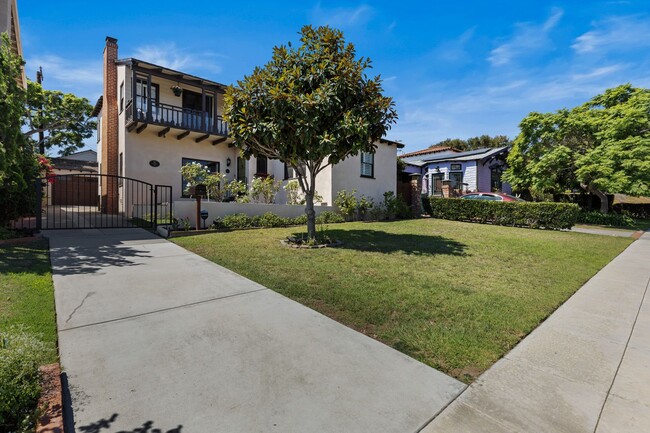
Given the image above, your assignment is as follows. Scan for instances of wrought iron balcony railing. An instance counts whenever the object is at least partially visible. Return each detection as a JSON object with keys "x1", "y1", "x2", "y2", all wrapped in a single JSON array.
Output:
[{"x1": 125, "y1": 100, "x2": 228, "y2": 137}]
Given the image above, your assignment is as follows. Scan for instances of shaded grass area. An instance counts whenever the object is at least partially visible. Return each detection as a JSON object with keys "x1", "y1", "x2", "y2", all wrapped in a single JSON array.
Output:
[
  {"x1": 576, "y1": 218, "x2": 650, "y2": 232},
  {"x1": 0, "y1": 239, "x2": 58, "y2": 363},
  {"x1": 173, "y1": 219, "x2": 632, "y2": 383}
]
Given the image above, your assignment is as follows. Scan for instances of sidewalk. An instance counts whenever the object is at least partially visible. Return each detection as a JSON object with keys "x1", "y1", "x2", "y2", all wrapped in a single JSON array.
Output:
[
  {"x1": 46, "y1": 228, "x2": 465, "y2": 433},
  {"x1": 422, "y1": 232, "x2": 650, "y2": 432}
]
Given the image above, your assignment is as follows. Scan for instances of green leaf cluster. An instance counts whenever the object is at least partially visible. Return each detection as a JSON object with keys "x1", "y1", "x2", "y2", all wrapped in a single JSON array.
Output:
[
  {"x1": 25, "y1": 81, "x2": 96, "y2": 155},
  {"x1": 504, "y1": 84, "x2": 650, "y2": 202},
  {"x1": 432, "y1": 135, "x2": 511, "y2": 151},
  {"x1": 0, "y1": 33, "x2": 38, "y2": 226}
]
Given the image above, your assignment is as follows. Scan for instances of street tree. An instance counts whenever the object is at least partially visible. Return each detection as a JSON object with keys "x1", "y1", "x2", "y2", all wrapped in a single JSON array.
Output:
[
  {"x1": 504, "y1": 84, "x2": 650, "y2": 212},
  {"x1": 225, "y1": 25, "x2": 397, "y2": 239},
  {"x1": 25, "y1": 81, "x2": 96, "y2": 155}
]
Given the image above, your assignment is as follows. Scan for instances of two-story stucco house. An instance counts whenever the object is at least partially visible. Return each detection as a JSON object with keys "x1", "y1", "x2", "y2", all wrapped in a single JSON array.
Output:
[{"x1": 94, "y1": 37, "x2": 402, "y2": 215}]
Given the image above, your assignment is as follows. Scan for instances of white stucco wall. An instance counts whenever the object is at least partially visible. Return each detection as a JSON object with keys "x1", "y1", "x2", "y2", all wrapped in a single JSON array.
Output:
[
  {"x1": 172, "y1": 201, "x2": 336, "y2": 227},
  {"x1": 330, "y1": 141, "x2": 398, "y2": 204}
]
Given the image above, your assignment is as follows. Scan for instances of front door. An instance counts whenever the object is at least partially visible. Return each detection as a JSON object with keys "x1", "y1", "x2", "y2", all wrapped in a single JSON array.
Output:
[
  {"x1": 490, "y1": 168, "x2": 503, "y2": 192},
  {"x1": 432, "y1": 174, "x2": 444, "y2": 196},
  {"x1": 237, "y1": 157, "x2": 247, "y2": 184}
]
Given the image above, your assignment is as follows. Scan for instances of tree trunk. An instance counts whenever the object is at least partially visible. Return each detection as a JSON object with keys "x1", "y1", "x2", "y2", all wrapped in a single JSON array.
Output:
[
  {"x1": 305, "y1": 192, "x2": 316, "y2": 240},
  {"x1": 581, "y1": 183, "x2": 609, "y2": 214}
]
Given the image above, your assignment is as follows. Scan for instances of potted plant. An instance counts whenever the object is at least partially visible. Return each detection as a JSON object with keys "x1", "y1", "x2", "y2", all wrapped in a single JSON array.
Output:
[{"x1": 171, "y1": 85, "x2": 183, "y2": 97}]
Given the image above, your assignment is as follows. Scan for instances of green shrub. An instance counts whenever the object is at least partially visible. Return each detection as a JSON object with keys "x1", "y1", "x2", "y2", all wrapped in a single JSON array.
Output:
[
  {"x1": 577, "y1": 211, "x2": 636, "y2": 227},
  {"x1": 0, "y1": 327, "x2": 49, "y2": 433},
  {"x1": 316, "y1": 211, "x2": 344, "y2": 224},
  {"x1": 334, "y1": 190, "x2": 358, "y2": 221},
  {"x1": 382, "y1": 191, "x2": 412, "y2": 220},
  {"x1": 255, "y1": 212, "x2": 290, "y2": 228},
  {"x1": 427, "y1": 197, "x2": 579, "y2": 230},
  {"x1": 211, "y1": 211, "x2": 344, "y2": 230},
  {"x1": 220, "y1": 213, "x2": 253, "y2": 229},
  {"x1": 0, "y1": 227, "x2": 21, "y2": 240},
  {"x1": 290, "y1": 215, "x2": 308, "y2": 225}
]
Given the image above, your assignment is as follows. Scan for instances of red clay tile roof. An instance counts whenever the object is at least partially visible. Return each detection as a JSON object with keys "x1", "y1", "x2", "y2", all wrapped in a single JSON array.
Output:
[{"x1": 400, "y1": 146, "x2": 461, "y2": 158}]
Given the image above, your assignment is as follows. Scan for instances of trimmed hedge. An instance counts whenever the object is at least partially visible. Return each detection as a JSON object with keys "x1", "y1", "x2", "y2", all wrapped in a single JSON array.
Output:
[
  {"x1": 211, "y1": 211, "x2": 345, "y2": 230},
  {"x1": 576, "y1": 211, "x2": 636, "y2": 227},
  {"x1": 427, "y1": 197, "x2": 579, "y2": 230}
]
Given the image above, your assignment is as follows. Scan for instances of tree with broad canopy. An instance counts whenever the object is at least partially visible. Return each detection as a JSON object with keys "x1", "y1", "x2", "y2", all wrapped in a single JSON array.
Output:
[
  {"x1": 224, "y1": 25, "x2": 397, "y2": 240},
  {"x1": 504, "y1": 84, "x2": 650, "y2": 213}
]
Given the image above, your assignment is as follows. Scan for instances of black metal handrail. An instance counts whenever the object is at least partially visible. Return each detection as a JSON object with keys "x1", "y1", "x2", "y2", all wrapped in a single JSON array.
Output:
[{"x1": 127, "y1": 99, "x2": 228, "y2": 136}]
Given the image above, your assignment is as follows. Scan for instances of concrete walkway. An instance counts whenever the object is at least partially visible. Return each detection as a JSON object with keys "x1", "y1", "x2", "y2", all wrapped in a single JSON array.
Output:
[
  {"x1": 571, "y1": 226, "x2": 639, "y2": 238},
  {"x1": 46, "y1": 228, "x2": 464, "y2": 433},
  {"x1": 422, "y1": 232, "x2": 650, "y2": 433}
]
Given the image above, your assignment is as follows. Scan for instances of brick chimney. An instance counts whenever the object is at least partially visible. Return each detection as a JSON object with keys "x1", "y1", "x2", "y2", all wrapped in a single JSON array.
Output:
[{"x1": 101, "y1": 36, "x2": 119, "y2": 214}]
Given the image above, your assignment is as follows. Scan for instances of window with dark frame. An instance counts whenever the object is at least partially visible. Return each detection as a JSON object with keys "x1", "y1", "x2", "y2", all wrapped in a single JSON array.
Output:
[
  {"x1": 118, "y1": 152, "x2": 123, "y2": 186},
  {"x1": 181, "y1": 157, "x2": 220, "y2": 198},
  {"x1": 284, "y1": 162, "x2": 306, "y2": 180},
  {"x1": 449, "y1": 171, "x2": 463, "y2": 189},
  {"x1": 135, "y1": 78, "x2": 160, "y2": 115},
  {"x1": 450, "y1": 163, "x2": 462, "y2": 171},
  {"x1": 237, "y1": 157, "x2": 247, "y2": 184},
  {"x1": 256, "y1": 156, "x2": 268, "y2": 176},
  {"x1": 360, "y1": 152, "x2": 374, "y2": 178},
  {"x1": 119, "y1": 82, "x2": 124, "y2": 112}
]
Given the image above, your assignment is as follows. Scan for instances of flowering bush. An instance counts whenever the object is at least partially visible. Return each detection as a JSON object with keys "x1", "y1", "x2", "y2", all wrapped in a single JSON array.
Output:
[{"x1": 37, "y1": 155, "x2": 55, "y2": 183}]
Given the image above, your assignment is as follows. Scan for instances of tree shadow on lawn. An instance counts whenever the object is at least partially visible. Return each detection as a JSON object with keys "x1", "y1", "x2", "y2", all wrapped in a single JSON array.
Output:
[
  {"x1": 292, "y1": 229, "x2": 468, "y2": 256},
  {"x1": 0, "y1": 240, "x2": 51, "y2": 276}
]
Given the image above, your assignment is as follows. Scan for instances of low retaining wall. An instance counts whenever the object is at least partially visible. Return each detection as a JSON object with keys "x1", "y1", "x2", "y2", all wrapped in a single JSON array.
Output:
[{"x1": 172, "y1": 200, "x2": 337, "y2": 225}]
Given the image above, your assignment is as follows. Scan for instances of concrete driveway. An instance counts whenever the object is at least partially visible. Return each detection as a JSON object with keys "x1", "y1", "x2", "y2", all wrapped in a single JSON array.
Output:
[{"x1": 47, "y1": 228, "x2": 464, "y2": 433}]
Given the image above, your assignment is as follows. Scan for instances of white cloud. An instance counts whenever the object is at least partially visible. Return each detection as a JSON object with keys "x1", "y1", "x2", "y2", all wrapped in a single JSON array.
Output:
[
  {"x1": 310, "y1": 3, "x2": 373, "y2": 28},
  {"x1": 130, "y1": 43, "x2": 224, "y2": 76},
  {"x1": 132, "y1": 43, "x2": 192, "y2": 71},
  {"x1": 436, "y1": 27, "x2": 476, "y2": 63},
  {"x1": 570, "y1": 64, "x2": 625, "y2": 81},
  {"x1": 25, "y1": 54, "x2": 103, "y2": 87},
  {"x1": 488, "y1": 8, "x2": 563, "y2": 66},
  {"x1": 572, "y1": 15, "x2": 650, "y2": 54}
]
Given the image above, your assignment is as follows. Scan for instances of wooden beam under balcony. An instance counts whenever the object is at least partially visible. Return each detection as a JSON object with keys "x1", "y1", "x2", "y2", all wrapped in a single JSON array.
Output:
[
  {"x1": 136, "y1": 123, "x2": 148, "y2": 134},
  {"x1": 126, "y1": 121, "x2": 138, "y2": 132},
  {"x1": 212, "y1": 137, "x2": 228, "y2": 146},
  {"x1": 177, "y1": 130, "x2": 190, "y2": 140},
  {"x1": 158, "y1": 127, "x2": 170, "y2": 138},
  {"x1": 195, "y1": 134, "x2": 210, "y2": 143}
]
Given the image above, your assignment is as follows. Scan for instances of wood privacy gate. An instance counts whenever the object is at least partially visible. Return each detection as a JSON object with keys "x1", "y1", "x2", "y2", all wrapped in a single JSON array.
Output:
[{"x1": 34, "y1": 174, "x2": 173, "y2": 230}]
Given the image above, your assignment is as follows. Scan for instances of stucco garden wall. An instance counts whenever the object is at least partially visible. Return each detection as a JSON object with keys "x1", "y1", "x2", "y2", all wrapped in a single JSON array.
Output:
[{"x1": 171, "y1": 200, "x2": 337, "y2": 223}]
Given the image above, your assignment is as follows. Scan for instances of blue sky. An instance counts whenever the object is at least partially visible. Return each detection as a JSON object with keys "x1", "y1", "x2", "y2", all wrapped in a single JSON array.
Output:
[{"x1": 18, "y1": 0, "x2": 650, "y2": 154}]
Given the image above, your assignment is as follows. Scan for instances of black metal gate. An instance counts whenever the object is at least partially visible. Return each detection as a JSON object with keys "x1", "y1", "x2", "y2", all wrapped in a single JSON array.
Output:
[{"x1": 25, "y1": 174, "x2": 173, "y2": 230}]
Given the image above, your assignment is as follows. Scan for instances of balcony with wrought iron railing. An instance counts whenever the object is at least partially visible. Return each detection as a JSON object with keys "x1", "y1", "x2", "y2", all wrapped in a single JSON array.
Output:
[{"x1": 125, "y1": 99, "x2": 229, "y2": 137}]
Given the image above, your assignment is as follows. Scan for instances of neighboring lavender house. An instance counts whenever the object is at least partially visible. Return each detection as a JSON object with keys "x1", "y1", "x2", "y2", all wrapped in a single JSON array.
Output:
[{"x1": 401, "y1": 146, "x2": 511, "y2": 196}]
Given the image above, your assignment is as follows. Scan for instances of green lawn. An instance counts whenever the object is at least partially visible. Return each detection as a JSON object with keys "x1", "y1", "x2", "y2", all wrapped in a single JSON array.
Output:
[
  {"x1": 0, "y1": 239, "x2": 58, "y2": 363},
  {"x1": 173, "y1": 219, "x2": 632, "y2": 383},
  {"x1": 576, "y1": 218, "x2": 650, "y2": 232}
]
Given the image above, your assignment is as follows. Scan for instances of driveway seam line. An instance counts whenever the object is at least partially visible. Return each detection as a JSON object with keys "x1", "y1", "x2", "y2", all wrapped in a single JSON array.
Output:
[
  {"x1": 59, "y1": 287, "x2": 268, "y2": 332},
  {"x1": 593, "y1": 275, "x2": 650, "y2": 433}
]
